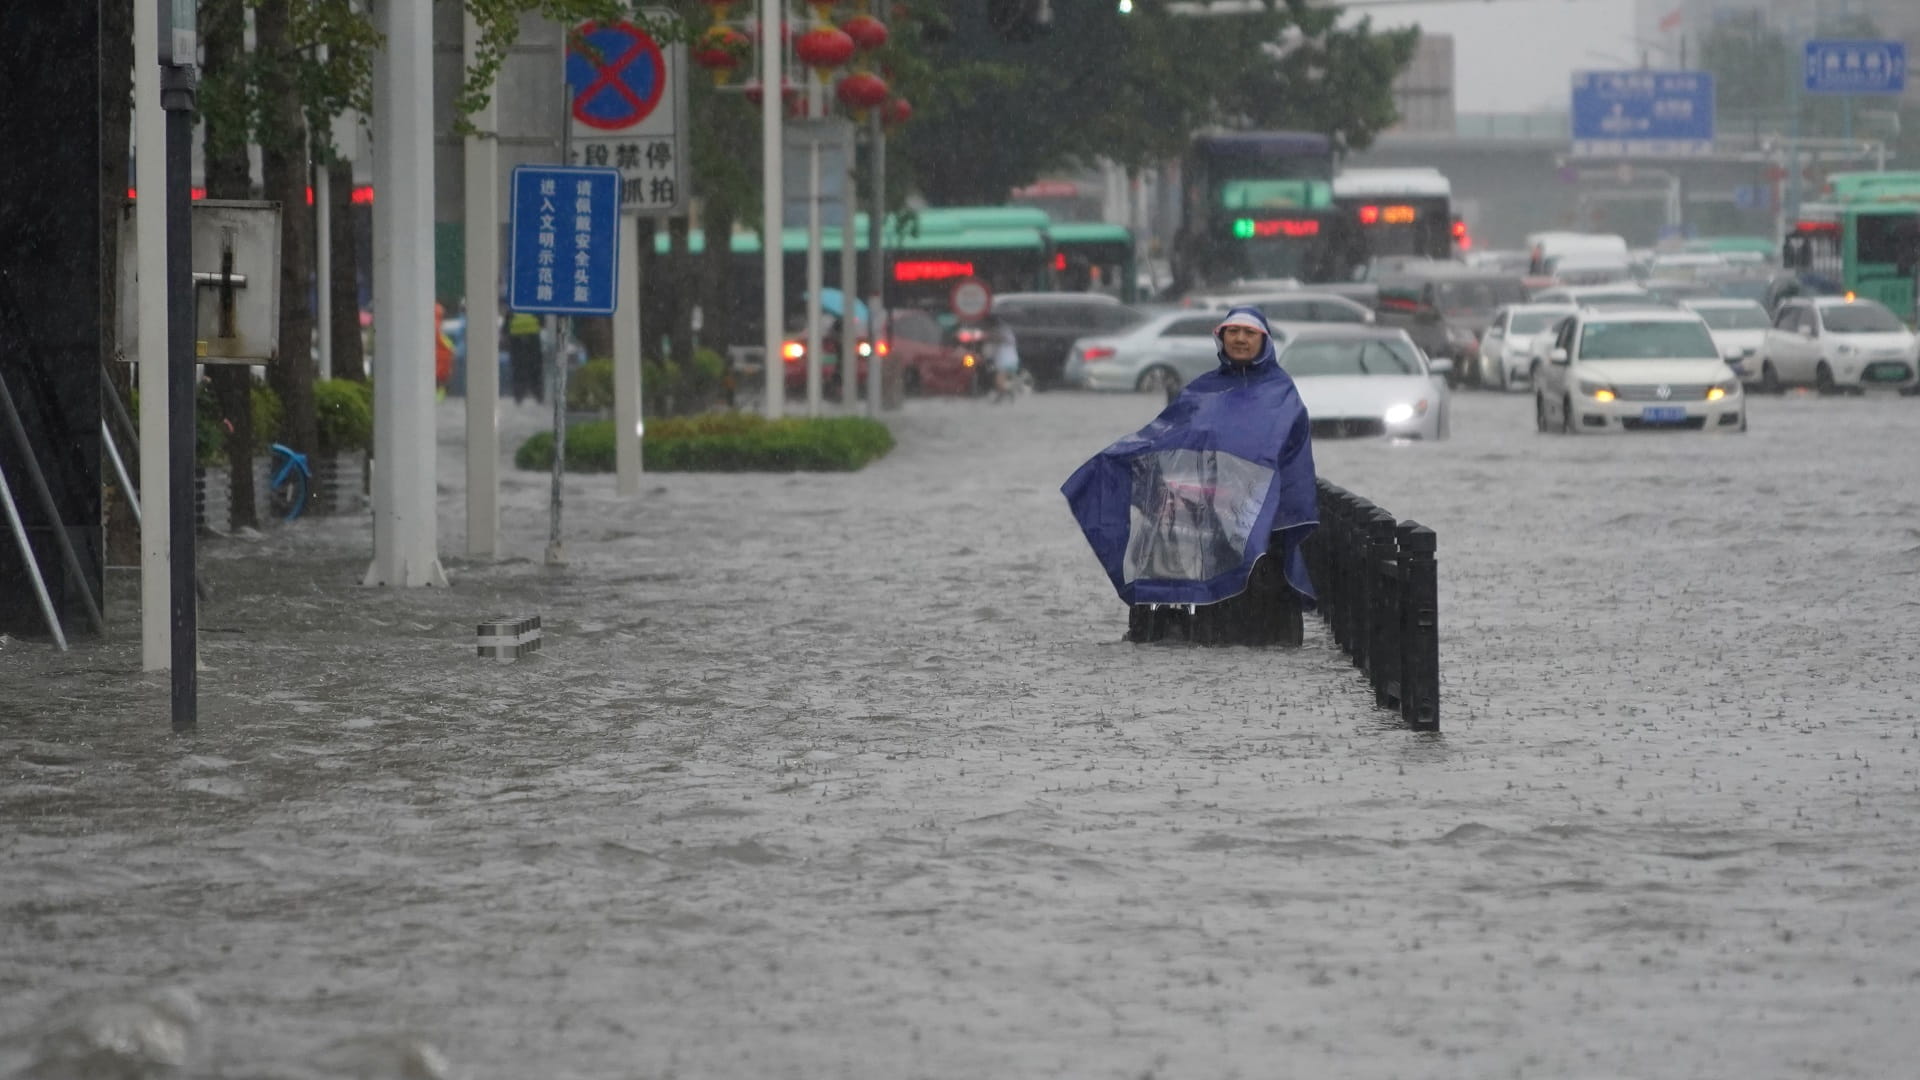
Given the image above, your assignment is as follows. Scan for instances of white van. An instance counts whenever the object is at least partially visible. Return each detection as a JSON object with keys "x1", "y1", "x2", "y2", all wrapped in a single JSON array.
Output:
[{"x1": 1526, "y1": 231, "x2": 1629, "y2": 276}]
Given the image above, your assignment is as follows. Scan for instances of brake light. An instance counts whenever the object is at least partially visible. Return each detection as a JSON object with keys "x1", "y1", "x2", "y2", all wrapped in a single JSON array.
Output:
[
  {"x1": 1083, "y1": 346, "x2": 1116, "y2": 362},
  {"x1": 781, "y1": 341, "x2": 805, "y2": 361},
  {"x1": 876, "y1": 340, "x2": 890, "y2": 356},
  {"x1": 1358, "y1": 205, "x2": 1380, "y2": 225}
]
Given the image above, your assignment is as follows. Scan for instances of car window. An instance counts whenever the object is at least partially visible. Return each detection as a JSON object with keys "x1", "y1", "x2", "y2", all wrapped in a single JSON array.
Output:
[
  {"x1": 1163, "y1": 316, "x2": 1220, "y2": 337},
  {"x1": 890, "y1": 310, "x2": 942, "y2": 345},
  {"x1": 1692, "y1": 306, "x2": 1769, "y2": 331},
  {"x1": 1310, "y1": 301, "x2": 1367, "y2": 323},
  {"x1": 1511, "y1": 310, "x2": 1570, "y2": 334},
  {"x1": 1279, "y1": 339, "x2": 1421, "y2": 376},
  {"x1": 1797, "y1": 307, "x2": 1819, "y2": 335},
  {"x1": 1773, "y1": 305, "x2": 1800, "y2": 330},
  {"x1": 1821, "y1": 302, "x2": 1905, "y2": 333},
  {"x1": 1577, "y1": 319, "x2": 1719, "y2": 360}
]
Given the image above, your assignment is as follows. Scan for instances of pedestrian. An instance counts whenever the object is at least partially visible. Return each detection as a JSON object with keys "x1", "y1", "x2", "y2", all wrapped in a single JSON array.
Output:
[
  {"x1": 985, "y1": 315, "x2": 1021, "y2": 401},
  {"x1": 507, "y1": 311, "x2": 544, "y2": 404},
  {"x1": 1061, "y1": 304, "x2": 1317, "y2": 616}
]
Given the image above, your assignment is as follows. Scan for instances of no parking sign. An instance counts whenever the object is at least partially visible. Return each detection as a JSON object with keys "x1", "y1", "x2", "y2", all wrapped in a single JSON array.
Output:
[{"x1": 566, "y1": 12, "x2": 688, "y2": 216}]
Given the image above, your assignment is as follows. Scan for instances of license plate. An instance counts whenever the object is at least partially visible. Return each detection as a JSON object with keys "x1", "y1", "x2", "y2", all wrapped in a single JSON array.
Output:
[
  {"x1": 1864, "y1": 362, "x2": 1912, "y2": 383},
  {"x1": 1641, "y1": 406, "x2": 1687, "y2": 423}
]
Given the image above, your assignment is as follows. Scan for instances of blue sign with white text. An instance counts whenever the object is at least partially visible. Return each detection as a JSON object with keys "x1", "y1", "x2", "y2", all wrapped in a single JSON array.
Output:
[
  {"x1": 1570, "y1": 70, "x2": 1715, "y2": 157},
  {"x1": 509, "y1": 165, "x2": 622, "y2": 316},
  {"x1": 1804, "y1": 40, "x2": 1906, "y2": 95}
]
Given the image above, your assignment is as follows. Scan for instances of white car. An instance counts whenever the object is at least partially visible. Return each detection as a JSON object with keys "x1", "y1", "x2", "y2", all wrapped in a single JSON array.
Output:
[
  {"x1": 1064, "y1": 310, "x2": 1293, "y2": 395},
  {"x1": 1680, "y1": 298, "x2": 1771, "y2": 384},
  {"x1": 1534, "y1": 307, "x2": 1745, "y2": 434},
  {"x1": 1275, "y1": 326, "x2": 1452, "y2": 441},
  {"x1": 1478, "y1": 303, "x2": 1574, "y2": 391},
  {"x1": 1755, "y1": 296, "x2": 1920, "y2": 394},
  {"x1": 1529, "y1": 283, "x2": 1652, "y2": 308},
  {"x1": 1189, "y1": 291, "x2": 1376, "y2": 324}
]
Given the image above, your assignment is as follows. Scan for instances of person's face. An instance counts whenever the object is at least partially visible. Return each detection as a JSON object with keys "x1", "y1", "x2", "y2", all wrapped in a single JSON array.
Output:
[{"x1": 1220, "y1": 325, "x2": 1264, "y2": 363}]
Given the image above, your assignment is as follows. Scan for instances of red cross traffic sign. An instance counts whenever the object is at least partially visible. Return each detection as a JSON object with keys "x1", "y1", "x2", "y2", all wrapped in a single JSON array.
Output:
[
  {"x1": 565, "y1": 13, "x2": 688, "y2": 217},
  {"x1": 567, "y1": 22, "x2": 665, "y2": 130}
]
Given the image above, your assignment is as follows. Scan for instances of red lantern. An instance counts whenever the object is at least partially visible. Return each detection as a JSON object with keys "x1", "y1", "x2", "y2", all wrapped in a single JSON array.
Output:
[
  {"x1": 843, "y1": 14, "x2": 889, "y2": 53},
  {"x1": 836, "y1": 71, "x2": 890, "y2": 117},
  {"x1": 691, "y1": 26, "x2": 750, "y2": 84},
  {"x1": 883, "y1": 96, "x2": 912, "y2": 128},
  {"x1": 794, "y1": 26, "x2": 855, "y2": 82}
]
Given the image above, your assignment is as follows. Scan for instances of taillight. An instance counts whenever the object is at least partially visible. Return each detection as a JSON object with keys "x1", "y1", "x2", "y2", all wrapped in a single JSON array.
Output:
[
  {"x1": 1083, "y1": 346, "x2": 1116, "y2": 362},
  {"x1": 781, "y1": 341, "x2": 805, "y2": 361},
  {"x1": 875, "y1": 340, "x2": 890, "y2": 356}
]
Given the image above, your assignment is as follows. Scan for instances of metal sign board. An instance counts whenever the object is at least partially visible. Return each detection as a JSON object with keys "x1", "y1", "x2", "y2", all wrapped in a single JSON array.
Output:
[
  {"x1": 161, "y1": 0, "x2": 196, "y2": 66},
  {"x1": 565, "y1": 14, "x2": 688, "y2": 216},
  {"x1": 950, "y1": 279, "x2": 992, "y2": 322},
  {"x1": 783, "y1": 120, "x2": 856, "y2": 230},
  {"x1": 1804, "y1": 40, "x2": 1906, "y2": 95},
  {"x1": 1570, "y1": 70, "x2": 1714, "y2": 158},
  {"x1": 508, "y1": 165, "x2": 622, "y2": 315}
]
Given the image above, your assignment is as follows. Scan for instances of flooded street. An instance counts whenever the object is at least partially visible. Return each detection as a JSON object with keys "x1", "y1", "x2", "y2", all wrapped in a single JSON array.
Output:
[{"x1": 5, "y1": 386, "x2": 1920, "y2": 1078}]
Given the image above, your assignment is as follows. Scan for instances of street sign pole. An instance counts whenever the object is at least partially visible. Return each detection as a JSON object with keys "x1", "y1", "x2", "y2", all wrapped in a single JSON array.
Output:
[
  {"x1": 762, "y1": 0, "x2": 786, "y2": 420},
  {"x1": 159, "y1": 0, "x2": 198, "y2": 733}
]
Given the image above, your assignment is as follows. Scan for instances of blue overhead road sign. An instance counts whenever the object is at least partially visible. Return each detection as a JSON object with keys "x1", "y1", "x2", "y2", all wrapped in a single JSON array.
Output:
[
  {"x1": 508, "y1": 165, "x2": 622, "y2": 316},
  {"x1": 1804, "y1": 40, "x2": 1906, "y2": 95},
  {"x1": 1571, "y1": 70, "x2": 1715, "y2": 158}
]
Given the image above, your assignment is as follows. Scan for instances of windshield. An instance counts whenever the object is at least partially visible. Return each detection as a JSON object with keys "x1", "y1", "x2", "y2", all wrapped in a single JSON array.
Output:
[
  {"x1": 1511, "y1": 310, "x2": 1570, "y2": 334},
  {"x1": 1693, "y1": 306, "x2": 1769, "y2": 331},
  {"x1": 1578, "y1": 320, "x2": 1719, "y2": 360},
  {"x1": 1822, "y1": 302, "x2": 1906, "y2": 333},
  {"x1": 1280, "y1": 338, "x2": 1423, "y2": 376},
  {"x1": 1435, "y1": 280, "x2": 1527, "y2": 314},
  {"x1": 1711, "y1": 278, "x2": 1771, "y2": 302}
]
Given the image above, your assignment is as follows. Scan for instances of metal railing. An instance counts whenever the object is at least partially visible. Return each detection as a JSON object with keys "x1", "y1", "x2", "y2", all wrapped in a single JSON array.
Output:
[{"x1": 1303, "y1": 479, "x2": 1439, "y2": 732}]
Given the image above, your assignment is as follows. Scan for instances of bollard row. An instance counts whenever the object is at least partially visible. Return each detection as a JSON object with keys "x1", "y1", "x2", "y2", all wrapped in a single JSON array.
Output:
[{"x1": 1302, "y1": 479, "x2": 1440, "y2": 731}]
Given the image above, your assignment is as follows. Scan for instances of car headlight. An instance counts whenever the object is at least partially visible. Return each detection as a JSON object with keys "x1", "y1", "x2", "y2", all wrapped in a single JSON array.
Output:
[
  {"x1": 1706, "y1": 378, "x2": 1740, "y2": 401},
  {"x1": 1837, "y1": 344, "x2": 1856, "y2": 357},
  {"x1": 1383, "y1": 400, "x2": 1428, "y2": 425},
  {"x1": 1576, "y1": 379, "x2": 1616, "y2": 402}
]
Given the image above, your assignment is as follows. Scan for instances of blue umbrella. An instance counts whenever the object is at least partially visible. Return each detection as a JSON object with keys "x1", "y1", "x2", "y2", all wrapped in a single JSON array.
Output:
[{"x1": 812, "y1": 288, "x2": 870, "y2": 327}]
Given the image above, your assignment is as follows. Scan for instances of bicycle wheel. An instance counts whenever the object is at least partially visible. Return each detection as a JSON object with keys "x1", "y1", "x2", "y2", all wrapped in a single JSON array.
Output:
[{"x1": 268, "y1": 454, "x2": 309, "y2": 522}]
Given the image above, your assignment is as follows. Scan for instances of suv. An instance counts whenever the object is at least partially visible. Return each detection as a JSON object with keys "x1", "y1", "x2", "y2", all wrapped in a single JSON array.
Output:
[
  {"x1": 1533, "y1": 307, "x2": 1745, "y2": 434},
  {"x1": 989, "y1": 293, "x2": 1145, "y2": 389},
  {"x1": 1373, "y1": 263, "x2": 1528, "y2": 386}
]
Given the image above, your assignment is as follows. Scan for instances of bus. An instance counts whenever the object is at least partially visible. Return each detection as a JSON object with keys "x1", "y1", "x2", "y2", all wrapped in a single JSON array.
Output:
[
  {"x1": 1174, "y1": 131, "x2": 1336, "y2": 292},
  {"x1": 1783, "y1": 171, "x2": 1920, "y2": 323},
  {"x1": 1328, "y1": 167, "x2": 1455, "y2": 278}
]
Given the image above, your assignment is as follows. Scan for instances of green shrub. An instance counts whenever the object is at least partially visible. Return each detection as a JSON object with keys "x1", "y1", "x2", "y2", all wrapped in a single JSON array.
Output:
[
  {"x1": 644, "y1": 347, "x2": 732, "y2": 416},
  {"x1": 514, "y1": 413, "x2": 893, "y2": 473},
  {"x1": 567, "y1": 357, "x2": 616, "y2": 413},
  {"x1": 314, "y1": 378, "x2": 374, "y2": 454},
  {"x1": 250, "y1": 384, "x2": 282, "y2": 454}
]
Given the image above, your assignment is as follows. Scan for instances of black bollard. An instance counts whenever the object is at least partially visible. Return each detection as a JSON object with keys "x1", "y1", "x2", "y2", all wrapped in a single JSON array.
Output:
[{"x1": 1397, "y1": 522, "x2": 1440, "y2": 731}]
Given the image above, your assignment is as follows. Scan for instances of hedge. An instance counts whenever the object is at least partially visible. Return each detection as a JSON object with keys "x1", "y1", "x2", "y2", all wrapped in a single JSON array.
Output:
[{"x1": 515, "y1": 413, "x2": 894, "y2": 473}]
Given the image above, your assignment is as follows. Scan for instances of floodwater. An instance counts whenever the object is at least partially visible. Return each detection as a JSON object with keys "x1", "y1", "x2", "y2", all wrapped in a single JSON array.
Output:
[{"x1": 4, "y1": 383, "x2": 1920, "y2": 1078}]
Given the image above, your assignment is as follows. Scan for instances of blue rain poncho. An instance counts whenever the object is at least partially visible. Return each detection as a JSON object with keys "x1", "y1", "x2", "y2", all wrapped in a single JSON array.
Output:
[{"x1": 1061, "y1": 306, "x2": 1318, "y2": 607}]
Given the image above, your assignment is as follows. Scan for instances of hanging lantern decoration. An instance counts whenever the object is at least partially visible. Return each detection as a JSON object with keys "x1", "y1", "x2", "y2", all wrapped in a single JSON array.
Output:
[
  {"x1": 835, "y1": 71, "x2": 890, "y2": 120},
  {"x1": 883, "y1": 96, "x2": 913, "y2": 129},
  {"x1": 794, "y1": 26, "x2": 855, "y2": 83},
  {"x1": 691, "y1": 25, "x2": 751, "y2": 85},
  {"x1": 843, "y1": 14, "x2": 889, "y2": 53}
]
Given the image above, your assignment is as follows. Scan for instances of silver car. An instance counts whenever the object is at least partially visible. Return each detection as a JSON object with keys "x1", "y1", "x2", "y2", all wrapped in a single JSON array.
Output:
[
  {"x1": 1478, "y1": 303, "x2": 1574, "y2": 391},
  {"x1": 1277, "y1": 326, "x2": 1454, "y2": 441},
  {"x1": 1064, "y1": 310, "x2": 1293, "y2": 395}
]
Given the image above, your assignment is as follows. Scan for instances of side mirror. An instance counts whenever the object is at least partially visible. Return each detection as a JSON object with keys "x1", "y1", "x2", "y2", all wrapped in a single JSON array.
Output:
[
  {"x1": 1429, "y1": 357, "x2": 1455, "y2": 377},
  {"x1": 1550, "y1": 347, "x2": 1570, "y2": 364}
]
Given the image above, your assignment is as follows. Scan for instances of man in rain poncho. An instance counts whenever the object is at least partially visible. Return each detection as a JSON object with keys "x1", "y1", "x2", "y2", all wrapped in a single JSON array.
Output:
[{"x1": 1061, "y1": 305, "x2": 1317, "y2": 615}]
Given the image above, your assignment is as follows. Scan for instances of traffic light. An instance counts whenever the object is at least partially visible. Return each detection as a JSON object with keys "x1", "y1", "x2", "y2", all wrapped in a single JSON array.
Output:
[{"x1": 986, "y1": 0, "x2": 1053, "y2": 41}]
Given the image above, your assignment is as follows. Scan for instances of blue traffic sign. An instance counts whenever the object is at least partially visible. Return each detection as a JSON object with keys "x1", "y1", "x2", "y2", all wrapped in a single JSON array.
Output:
[
  {"x1": 1570, "y1": 70, "x2": 1715, "y2": 157},
  {"x1": 509, "y1": 166, "x2": 622, "y2": 316},
  {"x1": 567, "y1": 21, "x2": 666, "y2": 130},
  {"x1": 1804, "y1": 40, "x2": 1906, "y2": 95}
]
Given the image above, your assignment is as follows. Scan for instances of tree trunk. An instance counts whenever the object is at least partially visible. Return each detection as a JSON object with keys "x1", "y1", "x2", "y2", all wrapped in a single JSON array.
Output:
[
  {"x1": 699, "y1": 202, "x2": 736, "y2": 355},
  {"x1": 255, "y1": 0, "x2": 316, "y2": 457},
  {"x1": 201, "y1": 0, "x2": 259, "y2": 530},
  {"x1": 667, "y1": 215, "x2": 694, "y2": 412},
  {"x1": 327, "y1": 157, "x2": 365, "y2": 381},
  {"x1": 100, "y1": 0, "x2": 139, "y2": 564}
]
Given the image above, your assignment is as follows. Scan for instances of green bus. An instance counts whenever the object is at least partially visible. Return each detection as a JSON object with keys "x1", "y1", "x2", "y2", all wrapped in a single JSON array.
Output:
[{"x1": 1783, "y1": 171, "x2": 1920, "y2": 323}]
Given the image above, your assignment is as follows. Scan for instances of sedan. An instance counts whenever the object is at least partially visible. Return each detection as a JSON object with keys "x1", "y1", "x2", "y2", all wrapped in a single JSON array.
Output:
[
  {"x1": 1679, "y1": 298, "x2": 1771, "y2": 384},
  {"x1": 1276, "y1": 327, "x2": 1452, "y2": 441},
  {"x1": 1064, "y1": 309, "x2": 1281, "y2": 395},
  {"x1": 1189, "y1": 291, "x2": 1375, "y2": 324}
]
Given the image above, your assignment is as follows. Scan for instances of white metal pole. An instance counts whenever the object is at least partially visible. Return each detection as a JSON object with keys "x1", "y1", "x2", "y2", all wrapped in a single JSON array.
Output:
[
  {"x1": 463, "y1": 9, "x2": 499, "y2": 557},
  {"x1": 316, "y1": 164, "x2": 332, "y2": 380},
  {"x1": 615, "y1": 212, "x2": 644, "y2": 493},
  {"x1": 365, "y1": 0, "x2": 447, "y2": 587},
  {"x1": 805, "y1": 135, "x2": 824, "y2": 416},
  {"x1": 761, "y1": 0, "x2": 786, "y2": 419},
  {"x1": 134, "y1": 0, "x2": 170, "y2": 670},
  {"x1": 839, "y1": 134, "x2": 858, "y2": 406}
]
